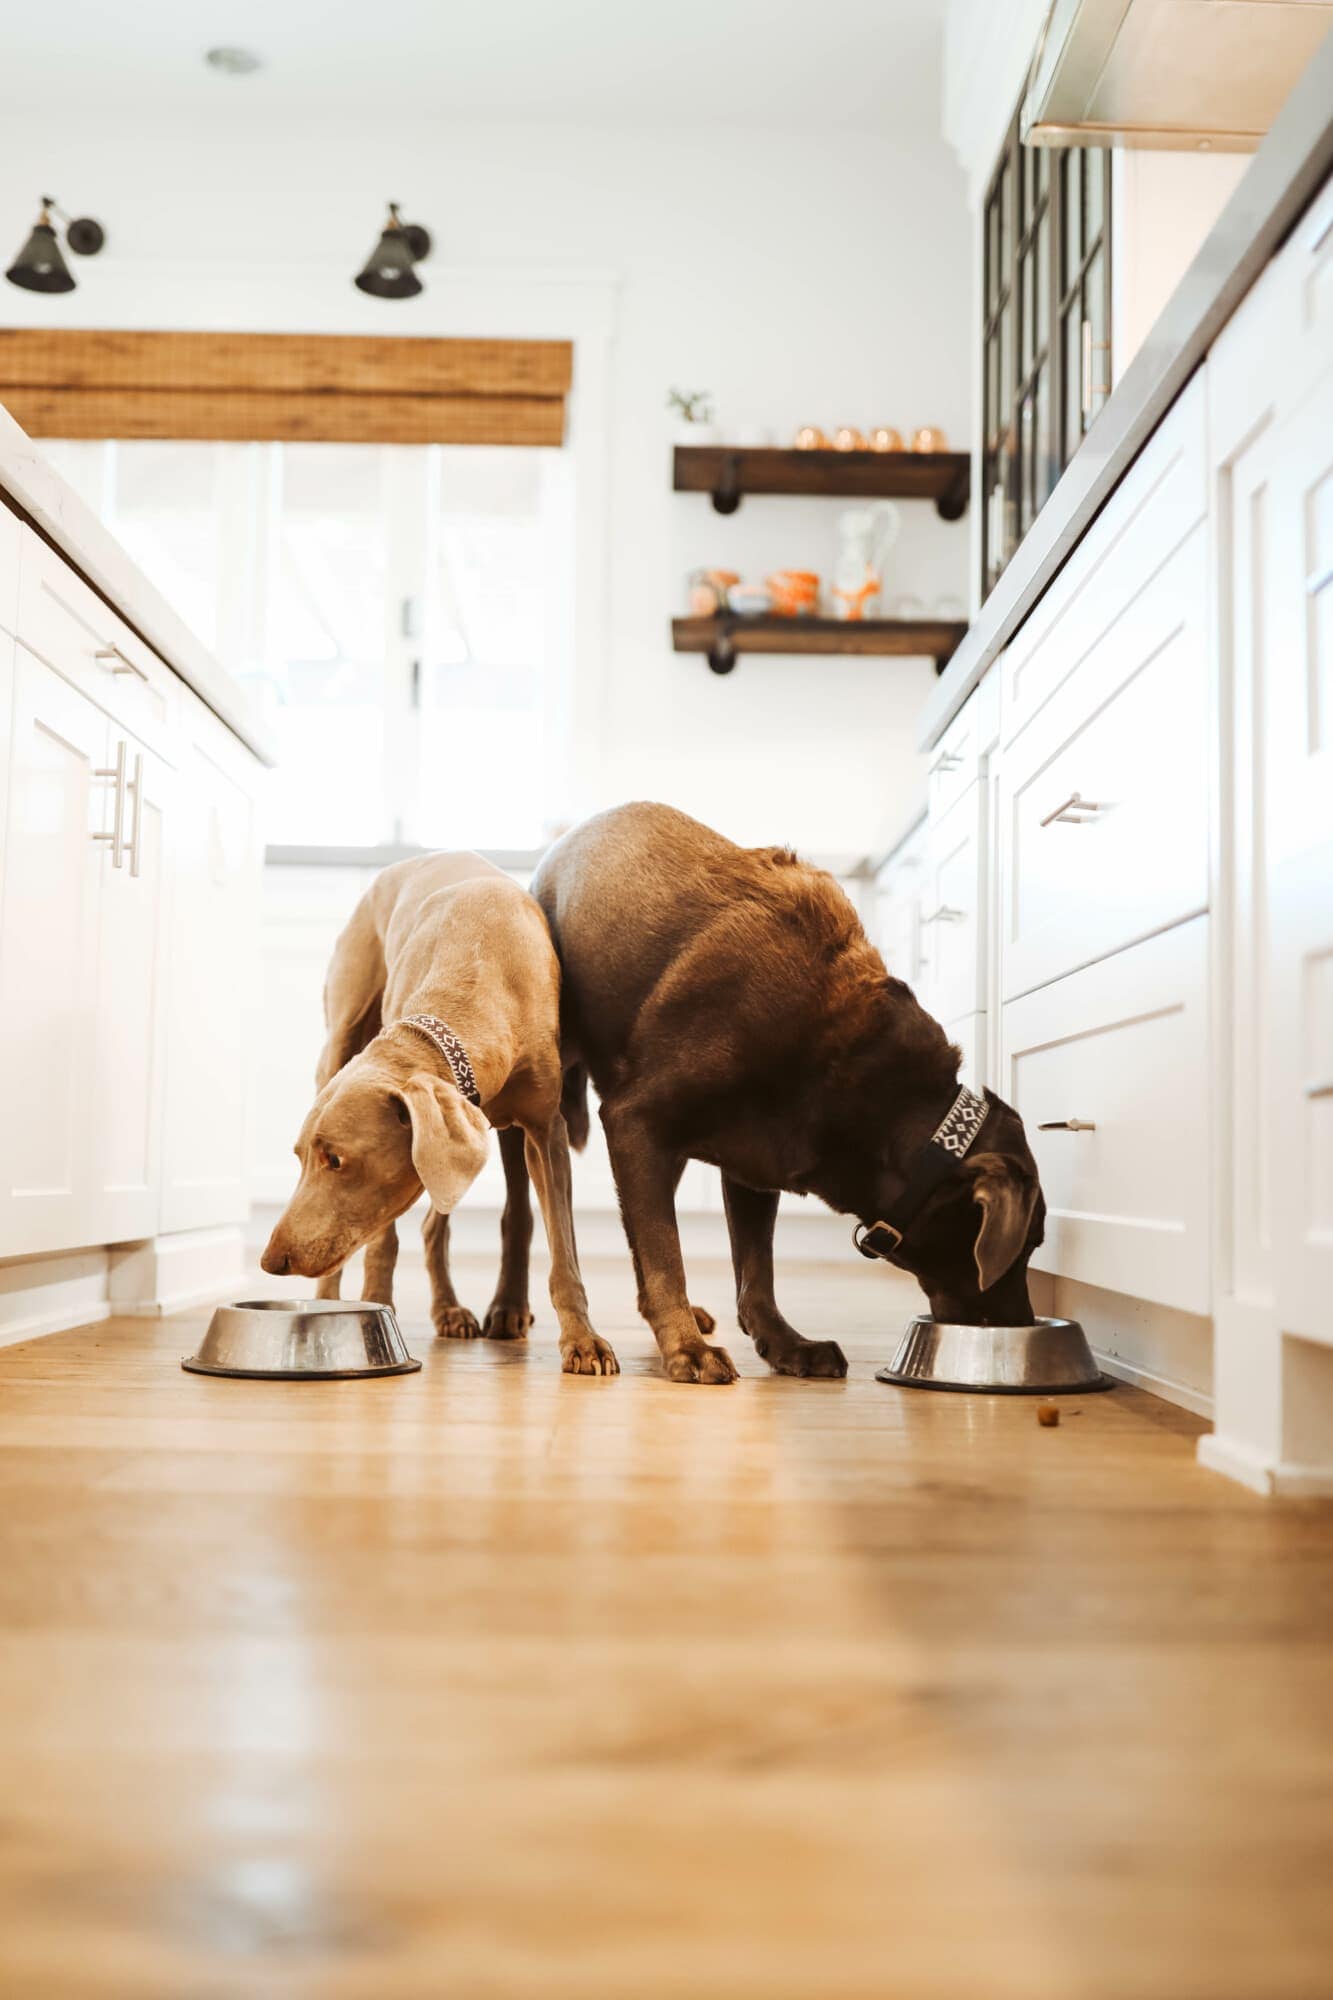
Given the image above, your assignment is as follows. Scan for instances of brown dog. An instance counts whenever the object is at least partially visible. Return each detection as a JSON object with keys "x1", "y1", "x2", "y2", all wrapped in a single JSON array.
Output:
[
  {"x1": 261, "y1": 852, "x2": 617, "y2": 1376},
  {"x1": 532, "y1": 804, "x2": 1045, "y2": 1385}
]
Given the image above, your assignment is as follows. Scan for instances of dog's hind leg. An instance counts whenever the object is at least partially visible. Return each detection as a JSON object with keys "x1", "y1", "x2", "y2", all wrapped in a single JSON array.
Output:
[
  {"x1": 362, "y1": 1221, "x2": 399, "y2": 1308},
  {"x1": 422, "y1": 1206, "x2": 481, "y2": 1339},
  {"x1": 722, "y1": 1176, "x2": 847, "y2": 1379},
  {"x1": 600, "y1": 1101, "x2": 734, "y2": 1384},
  {"x1": 484, "y1": 1126, "x2": 535, "y2": 1341}
]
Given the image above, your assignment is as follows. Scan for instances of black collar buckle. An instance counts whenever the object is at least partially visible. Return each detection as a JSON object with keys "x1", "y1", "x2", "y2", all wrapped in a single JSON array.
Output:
[{"x1": 854, "y1": 1220, "x2": 904, "y2": 1261}]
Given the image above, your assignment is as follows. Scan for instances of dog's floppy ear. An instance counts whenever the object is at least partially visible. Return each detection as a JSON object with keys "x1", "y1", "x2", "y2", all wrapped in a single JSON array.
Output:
[
  {"x1": 967, "y1": 1151, "x2": 1040, "y2": 1291},
  {"x1": 397, "y1": 1074, "x2": 490, "y2": 1214}
]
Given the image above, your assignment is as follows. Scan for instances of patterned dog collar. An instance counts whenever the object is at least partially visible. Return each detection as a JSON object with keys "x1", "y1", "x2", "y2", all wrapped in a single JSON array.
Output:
[
  {"x1": 398, "y1": 1015, "x2": 481, "y2": 1105},
  {"x1": 854, "y1": 1084, "x2": 990, "y2": 1261}
]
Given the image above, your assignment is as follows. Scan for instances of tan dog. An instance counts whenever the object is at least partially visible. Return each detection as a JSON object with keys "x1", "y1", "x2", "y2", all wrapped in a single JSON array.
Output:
[{"x1": 261, "y1": 853, "x2": 617, "y2": 1376}]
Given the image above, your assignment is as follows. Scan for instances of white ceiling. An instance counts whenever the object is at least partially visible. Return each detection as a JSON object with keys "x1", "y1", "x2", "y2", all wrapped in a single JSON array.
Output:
[{"x1": 0, "y1": 0, "x2": 947, "y2": 130}]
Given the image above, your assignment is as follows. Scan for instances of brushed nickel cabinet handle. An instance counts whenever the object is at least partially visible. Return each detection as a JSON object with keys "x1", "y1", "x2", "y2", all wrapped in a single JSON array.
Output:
[
  {"x1": 124, "y1": 751, "x2": 145, "y2": 879},
  {"x1": 1305, "y1": 1079, "x2": 1333, "y2": 1100},
  {"x1": 92, "y1": 739, "x2": 126, "y2": 869},
  {"x1": 930, "y1": 748, "x2": 963, "y2": 776},
  {"x1": 1038, "y1": 1118, "x2": 1097, "y2": 1132},
  {"x1": 95, "y1": 643, "x2": 149, "y2": 684},
  {"x1": 921, "y1": 905, "x2": 964, "y2": 925},
  {"x1": 1040, "y1": 790, "x2": 1103, "y2": 827}
]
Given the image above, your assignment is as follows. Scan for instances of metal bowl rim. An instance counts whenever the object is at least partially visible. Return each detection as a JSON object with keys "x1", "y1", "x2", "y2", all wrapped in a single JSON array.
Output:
[
  {"x1": 181, "y1": 1354, "x2": 421, "y2": 1380},
  {"x1": 874, "y1": 1364, "x2": 1116, "y2": 1395}
]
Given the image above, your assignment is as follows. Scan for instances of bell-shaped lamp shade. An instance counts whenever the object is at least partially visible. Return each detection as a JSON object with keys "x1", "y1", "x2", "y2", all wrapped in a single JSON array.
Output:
[
  {"x1": 6, "y1": 216, "x2": 75, "y2": 294},
  {"x1": 354, "y1": 204, "x2": 423, "y2": 300}
]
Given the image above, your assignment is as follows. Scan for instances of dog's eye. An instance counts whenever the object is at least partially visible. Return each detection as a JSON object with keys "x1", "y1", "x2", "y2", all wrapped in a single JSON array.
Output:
[{"x1": 325, "y1": 1152, "x2": 343, "y2": 1171}]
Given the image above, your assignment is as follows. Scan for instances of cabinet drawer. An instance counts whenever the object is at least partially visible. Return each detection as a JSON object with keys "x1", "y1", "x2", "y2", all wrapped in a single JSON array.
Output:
[
  {"x1": 999, "y1": 521, "x2": 1208, "y2": 1000},
  {"x1": 1212, "y1": 175, "x2": 1333, "y2": 459},
  {"x1": 1000, "y1": 917, "x2": 1210, "y2": 1315},
  {"x1": 0, "y1": 506, "x2": 18, "y2": 638},
  {"x1": 17, "y1": 527, "x2": 178, "y2": 761},
  {"x1": 919, "y1": 779, "x2": 986, "y2": 1023},
  {"x1": 1001, "y1": 375, "x2": 1206, "y2": 746}
]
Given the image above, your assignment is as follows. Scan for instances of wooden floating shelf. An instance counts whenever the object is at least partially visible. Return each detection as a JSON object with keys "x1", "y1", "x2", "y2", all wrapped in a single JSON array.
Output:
[
  {"x1": 673, "y1": 445, "x2": 971, "y2": 519},
  {"x1": 672, "y1": 614, "x2": 968, "y2": 676}
]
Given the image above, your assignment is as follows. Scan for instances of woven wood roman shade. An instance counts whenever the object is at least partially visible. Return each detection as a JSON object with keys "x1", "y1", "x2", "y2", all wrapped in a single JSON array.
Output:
[{"x1": 0, "y1": 330, "x2": 573, "y2": 446}]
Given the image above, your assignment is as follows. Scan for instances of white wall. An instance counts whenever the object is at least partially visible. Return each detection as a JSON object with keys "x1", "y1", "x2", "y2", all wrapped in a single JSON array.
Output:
[{"x1": 0, "y1": 109, "x2": 972, "y2": 861}]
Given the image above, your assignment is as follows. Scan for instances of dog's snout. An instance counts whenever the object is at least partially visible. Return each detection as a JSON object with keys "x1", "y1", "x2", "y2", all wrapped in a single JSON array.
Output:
[{"x1": 261, "y1": 1243, "x2": 291, "y2": 1277}]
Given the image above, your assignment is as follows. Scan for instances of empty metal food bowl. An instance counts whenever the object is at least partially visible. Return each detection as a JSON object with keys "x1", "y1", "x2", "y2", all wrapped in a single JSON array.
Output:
[
  {"x1": 182, "y1": 1299, "x2": 422, "y2": 1380},
  {"x1": 875, "y1": 1315, "x2": 1115, "y2": 1394}
]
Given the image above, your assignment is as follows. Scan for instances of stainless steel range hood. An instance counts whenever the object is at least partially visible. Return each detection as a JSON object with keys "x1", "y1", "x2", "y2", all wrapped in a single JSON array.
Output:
[{"x1": 1022, "y1": 0, "x2": 1332, "y2": 151}]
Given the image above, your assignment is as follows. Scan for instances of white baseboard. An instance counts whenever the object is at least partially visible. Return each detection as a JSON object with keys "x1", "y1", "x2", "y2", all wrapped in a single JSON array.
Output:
[
  {"x1": 0, "y1": 1246, "x2": 113, "y2": 1350},
  {"x1": 109, "y1": 1227, "x2": 247, "y2": 1317},
  {"x1": 1030, "y1": 1269, "x2": 1213, "y2": 1417},
  {"x1": 1092, "y1": 1348, "x2": 1215, "y2": 1419},
  {"x1": 0, "y1": 1227, "x2": 247, "y2": 1350},
  {"x1": 1197, "y1": 1432, "x2": 1333, "y2": 1498}
]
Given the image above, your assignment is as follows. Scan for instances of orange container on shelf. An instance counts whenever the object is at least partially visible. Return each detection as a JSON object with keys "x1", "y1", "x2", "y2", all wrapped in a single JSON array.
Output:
[{"x1": 766, "y1": 569, "x2": 820, "y2": 617}]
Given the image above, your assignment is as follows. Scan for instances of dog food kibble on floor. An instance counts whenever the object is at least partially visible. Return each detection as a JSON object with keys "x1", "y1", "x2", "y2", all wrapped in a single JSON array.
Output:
[{"x1": 1037, "y1": 1402, "x2": 1060, "y2": 1427}]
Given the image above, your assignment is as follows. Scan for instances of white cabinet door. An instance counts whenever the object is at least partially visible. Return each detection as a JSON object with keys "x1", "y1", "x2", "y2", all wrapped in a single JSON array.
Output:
[
  {"x1": 0, "y1": 648, "x2": 106, "y2": 1255},
  {"x1": 90, "y1": 730, "x2": 170, "y2": 1245},
  {"x1": 999, "y1": 521, "x2": 1209, "y2": 1000},
  {"x1": 920, "y1": 780, "x2": 985, "y2": 1023},
  {"x1": 159, "y1": 703, "x2": 261, "y2": 1232},
  {"x1": 1001, "y1": 917, "x2": 1211, "y2": 1315},
  {"x1": 1268, "y1": 378, "x2": 1333, "y2": 1345}
]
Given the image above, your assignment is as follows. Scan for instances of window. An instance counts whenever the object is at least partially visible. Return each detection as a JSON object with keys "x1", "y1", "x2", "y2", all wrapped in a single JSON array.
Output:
[
  {"x1": 982, "y1": 109, "x2": 1112, "y2": 597},
  {"x1": 41, "y1": 436, "x2": 575, "y2": 850}
]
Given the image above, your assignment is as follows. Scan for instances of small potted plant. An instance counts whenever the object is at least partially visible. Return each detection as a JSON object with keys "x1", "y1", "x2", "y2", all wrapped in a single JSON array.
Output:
[{"x1": 668, "y1": 387, "x2": 718, "y2": 445}]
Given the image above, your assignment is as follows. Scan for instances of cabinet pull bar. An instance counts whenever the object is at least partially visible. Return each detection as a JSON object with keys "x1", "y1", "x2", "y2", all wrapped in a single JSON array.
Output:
[
  {"x1": 1304, "y1": 1079, "x2": 1333, "y2": 1100},
  {"x1": 929, "y1": 748, "x2": 963, "y2": 776},
  {"x1": 95, "y1": 644, "x2": 149, "y2": 684},
  {"x1": 92, "y1": 740, "x2": 126, "y2": 869},
  {"x1": 921, "y1": 905, "x2": 965, "y2": 925},
  {"x1": 1038, "y1": 1119, "x2": 1097, "y2": 1132},
  {"x1": 124, "y1": 752, "x2": 145, "y2": 879},
  {"x1": 1040, "y1": 790, "x2": 1102, "y2": 826}
]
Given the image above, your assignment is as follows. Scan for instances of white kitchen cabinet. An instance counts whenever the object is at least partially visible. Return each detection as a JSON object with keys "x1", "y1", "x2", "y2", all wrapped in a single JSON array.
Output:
[
  {"x1": 999, "y1": 519, "x2": 1210, "y2": 1000},
  {"x1": 1001, "y1": 377, "x2": 1207, "y2": 748},
  {"x1": 0, "y1": 505, "x2": 267, "y2": 1281},
  {"x1": 1266, "y1": 375, "x2": 1333, "y2": 1347},
  {"x1": 90, "y1": 729, "x2": 171, "y2": 1247},
  {"x1": 920, "y1": 778, "x2": 987, "y2": 1023},
  {"x1": 0, "y1": 647, "x2": 108, "y2": 1256},
  {"x1": 1001, "y1": 917, "x2": 1211, "y2": 1316},
  {"x1": 0, "y1": 646, "x2": 174, "y2": 1258},
  {"x1": 159, "y1": 696, "x2": 263, "y2": 1233}
]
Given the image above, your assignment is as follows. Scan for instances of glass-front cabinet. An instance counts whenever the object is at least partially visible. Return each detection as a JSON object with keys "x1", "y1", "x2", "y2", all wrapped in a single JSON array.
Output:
[{"x1": 982, "y1": 103, "x2": 1112, "y2": 597}]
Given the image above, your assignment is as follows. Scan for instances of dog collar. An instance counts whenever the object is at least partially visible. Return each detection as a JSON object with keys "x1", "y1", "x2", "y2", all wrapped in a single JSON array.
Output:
[
  {"x1": 398, "y1": 1015, "x2": 482, "y2": 1106},
  {"x1": 854, "y1": 1084, "x2": 990, "y2": 1260}
]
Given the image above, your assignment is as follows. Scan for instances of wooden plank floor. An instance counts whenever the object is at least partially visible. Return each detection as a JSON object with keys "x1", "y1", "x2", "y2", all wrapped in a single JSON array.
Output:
[{"x1": 1, "y1": 1247, "x2": 1331, "y2": 1999}]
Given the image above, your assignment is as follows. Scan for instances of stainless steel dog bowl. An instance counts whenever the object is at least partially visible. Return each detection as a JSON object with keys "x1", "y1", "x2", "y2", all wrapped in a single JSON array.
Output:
[
  {"x1": 875, "y1": 1315, "x2": 1115, "y2": 1394},
  {"x1": 182, "y1": 1299, "x2": 422, "y2": 1380}
]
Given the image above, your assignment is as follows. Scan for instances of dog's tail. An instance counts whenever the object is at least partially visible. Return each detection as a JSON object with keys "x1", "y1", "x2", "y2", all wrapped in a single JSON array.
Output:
[{"x1": 561, "y1": 1061, "x2": 591, "y2": 1152}]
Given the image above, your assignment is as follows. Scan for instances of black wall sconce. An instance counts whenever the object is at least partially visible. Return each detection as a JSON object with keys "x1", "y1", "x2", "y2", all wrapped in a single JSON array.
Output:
[
  {"x1": 354, "y1": 202, "x2": 432, "y2": 300},
  {"x1": 6, "y1": 196, "x2": 106, "y2": 294}
]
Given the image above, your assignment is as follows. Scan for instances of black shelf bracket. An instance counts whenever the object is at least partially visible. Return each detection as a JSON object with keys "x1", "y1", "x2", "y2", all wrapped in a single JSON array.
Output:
[{"x1": 710, "y1": 453, "x2": 743, "y2": 515}]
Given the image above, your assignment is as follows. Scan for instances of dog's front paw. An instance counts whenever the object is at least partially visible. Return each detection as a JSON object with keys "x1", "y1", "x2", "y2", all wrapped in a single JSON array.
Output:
[
  {"x1": 484, "y1": 1306, "x2": 533, "y2": 1341},
  {"x1": 780, "y1": 1339, "x2": 848, "y2": 1379},
  {"x1": 665, "y1": 1342, "x2": 737, "y2": 1385},
  {"x1": 561, "y1": 1332, "x2": 619, "y2": 1376},
  {"x1": 435, "y1": 1306, "x2": 482, "y2": 1339}
]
